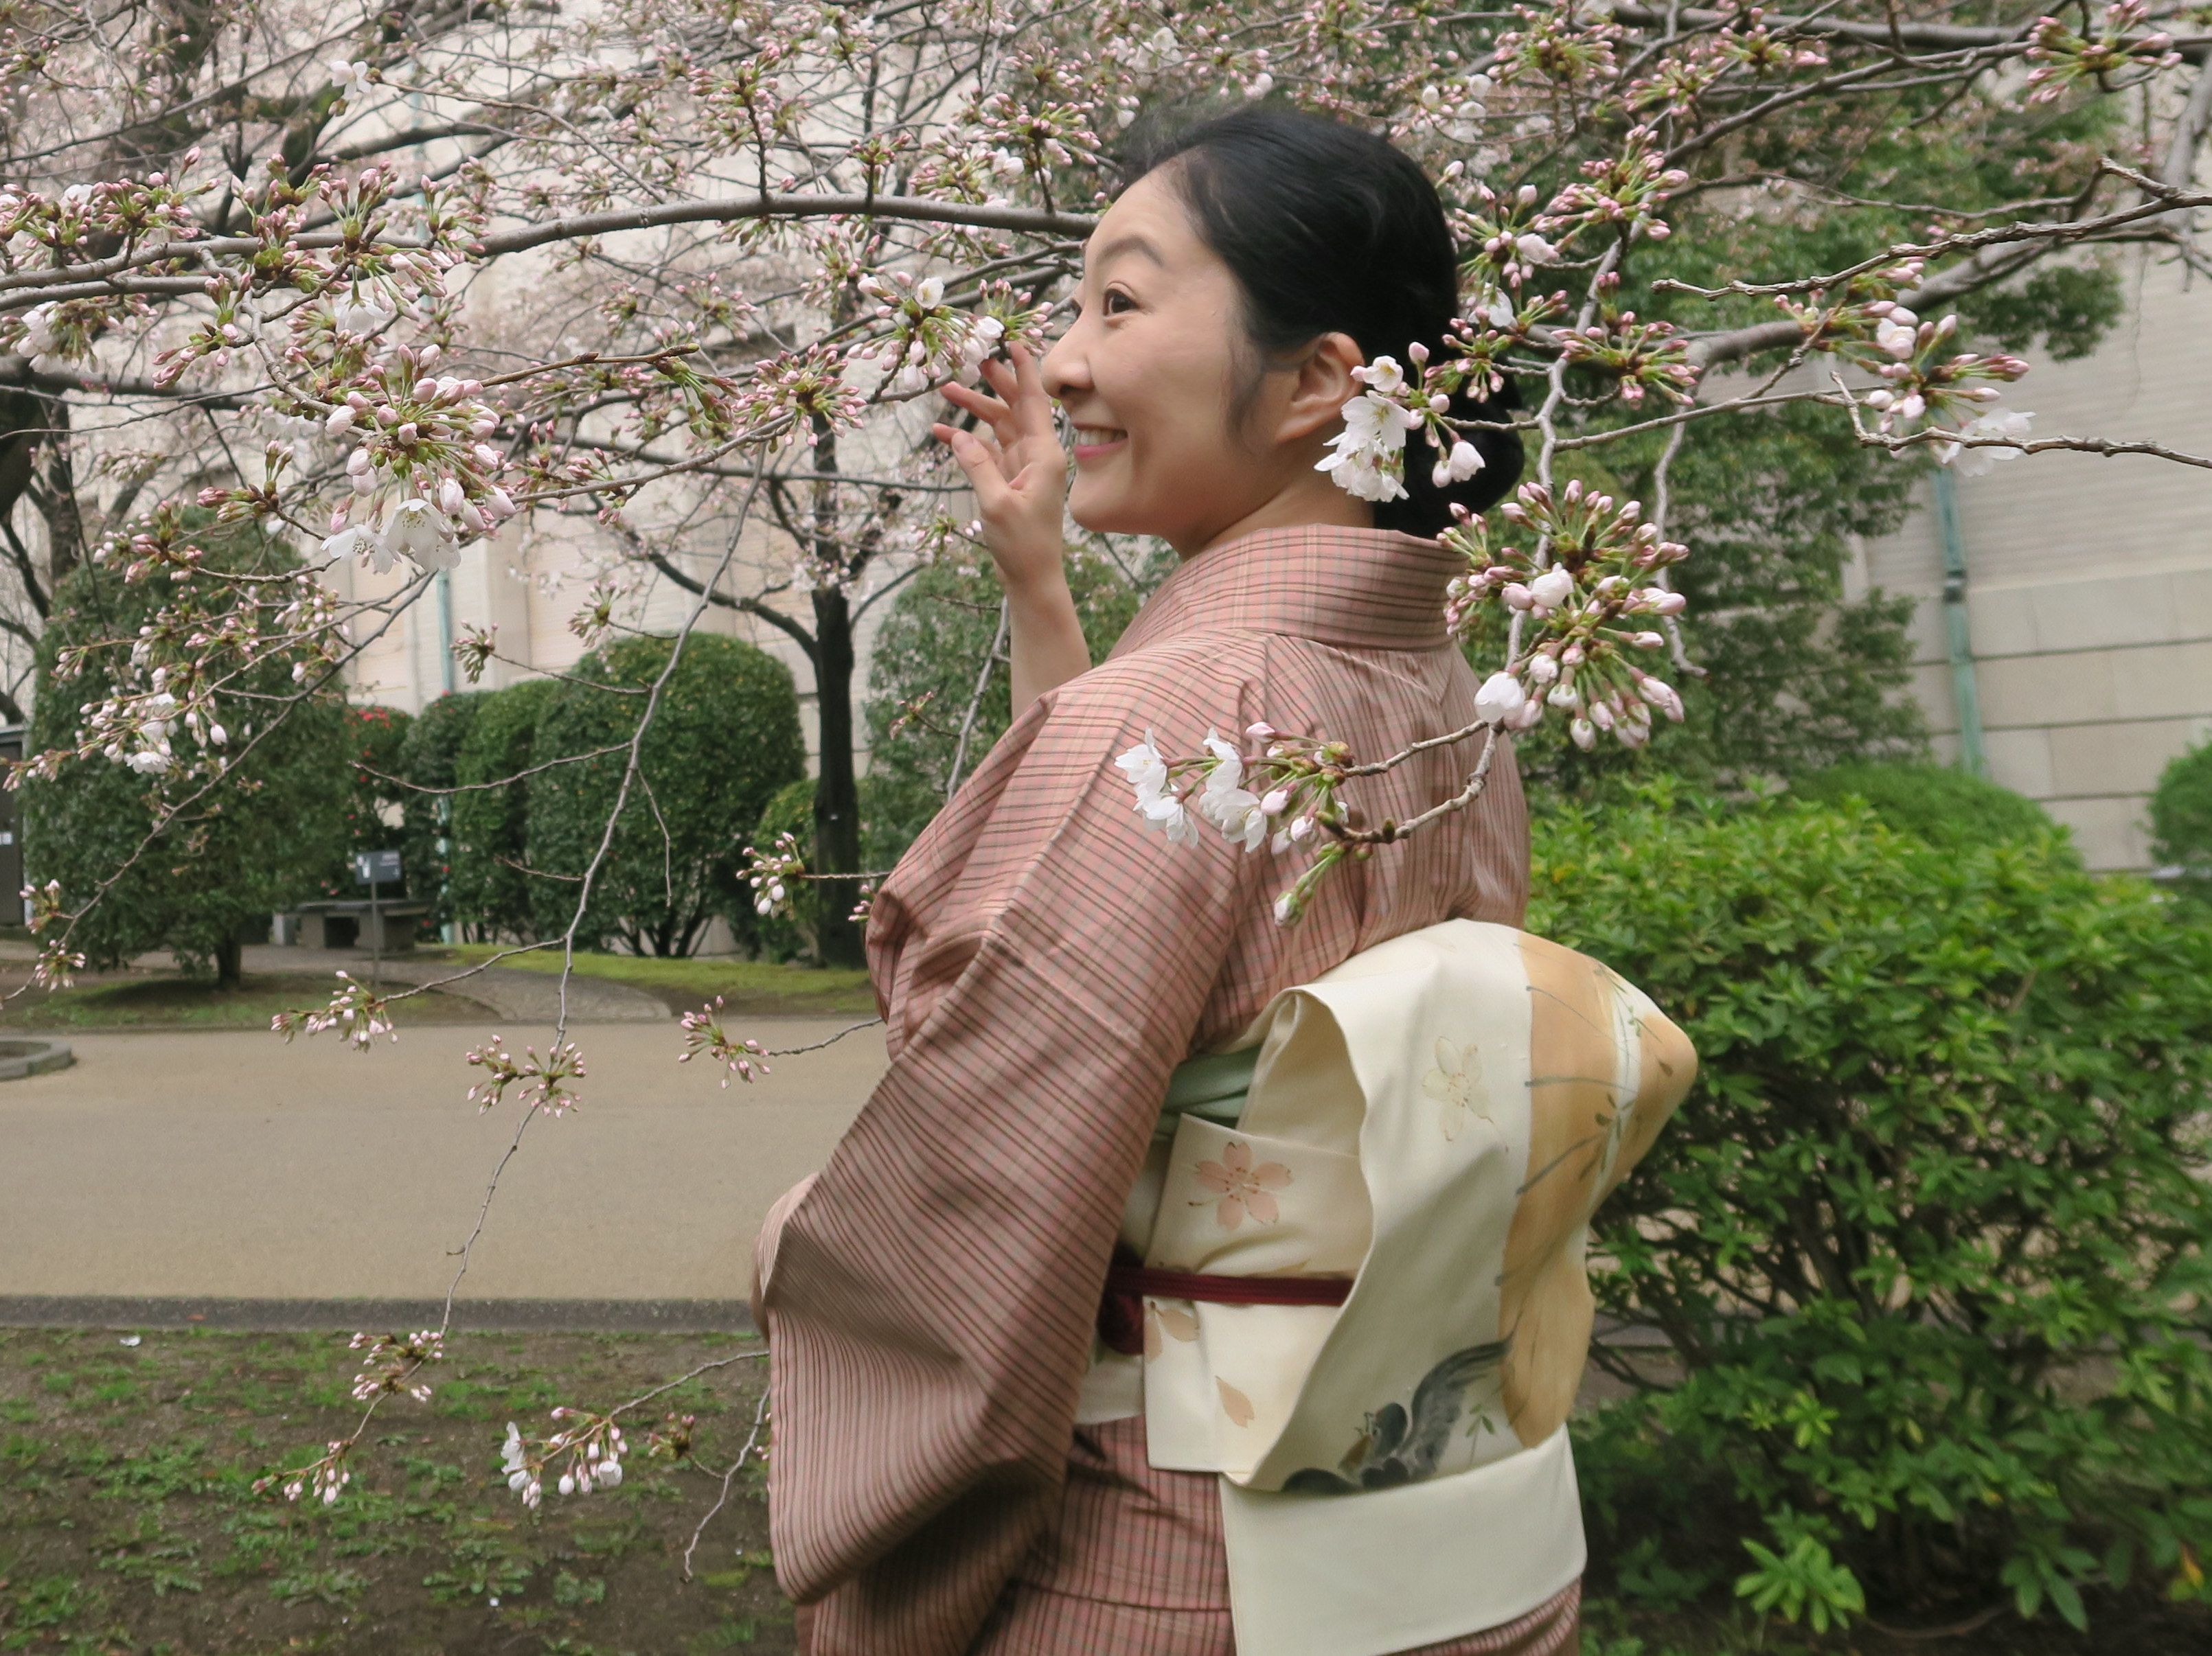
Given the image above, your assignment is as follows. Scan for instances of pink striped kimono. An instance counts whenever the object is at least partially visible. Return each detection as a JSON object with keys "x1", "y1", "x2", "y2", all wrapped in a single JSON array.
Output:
[{"x1": 755, "y1": 525, "x2": 1574, "y2": 1655}]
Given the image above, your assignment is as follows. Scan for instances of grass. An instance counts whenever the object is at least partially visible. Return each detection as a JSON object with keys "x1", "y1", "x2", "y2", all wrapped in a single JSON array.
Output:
[
  {"x1": 0, "y1": 971, "x2": 497, "y2": 1033},
  {"x1": 0, "y1": 1327, "x2": 790, "y2": 1655},
  {"x1": 435, "y1": 946, "x2": 876, "y2": 1017},
  {"x1": 3, "y1": 1329, "x2": 2202, "y2": 1655}
]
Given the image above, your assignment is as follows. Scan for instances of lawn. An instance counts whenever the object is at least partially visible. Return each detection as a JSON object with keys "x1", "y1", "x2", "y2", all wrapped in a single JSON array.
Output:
[
  {"x1": 3, "y1": 1326, "x2": 2204, "y2": 1656},
  {"x1": 432, "y1": 947, "x2": 876, "y2": 1017},
  {"x1": 0, "y1": 973, "x2": 497, "y2": 1033},
  {"x1": 0, "y1": 1328, "x2": 788, "y2": 1655}
]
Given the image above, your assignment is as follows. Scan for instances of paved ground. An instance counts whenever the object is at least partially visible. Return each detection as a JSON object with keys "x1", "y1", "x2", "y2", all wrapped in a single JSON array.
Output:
[{"x1": 0, "y1": 1017, "x2": 882, "y2": 1308}]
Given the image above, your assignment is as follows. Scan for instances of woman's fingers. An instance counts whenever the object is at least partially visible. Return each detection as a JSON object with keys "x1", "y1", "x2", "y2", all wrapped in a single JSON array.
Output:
[
  {"x1": 937, "y1": 378, "x2": 1016, "y2": 440},
  {"x1": 931, "y1": 422, "x2": 1012, "y2": 511},
  {"x1": 1008, "y1": 341, "x2": 1058, "y2": 446}
]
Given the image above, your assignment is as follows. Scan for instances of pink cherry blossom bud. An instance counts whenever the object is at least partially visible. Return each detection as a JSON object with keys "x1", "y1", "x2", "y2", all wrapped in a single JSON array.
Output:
[
  {"x1": 438, "y1": 478, "x2": 465, "y2": 515},
  {"x1": 1632, "y1": 630, "x2": 1664, "y2": 649},
  {"x1": 1409, "y1": 341, "x2": 1429, "y2": 365},
  {"x1": 395, "y1": 422, "x2": 418, "y2": 444},
  {"x1": 1570, "y1": 717, "x2": 1596, "y2": 751},
  {"x1": 1637, "y1": 676, "x2": 1685, "y2": 720},
  {"x1": 1508, "y1": 697, "x2": 1544, "y2": 731},
  {"x1": 1503, "y1": 582, "x2": 1534, "y2": 611},
  {"x1": 326, "y1": 406, "x2": 355, "y2": 437},
  {"x1": 1245, "y1": 721, "x2": 1276, "y2": 739},
  {"x1": 1650, "y1": 590, "x2": 1687, "y2": 616},
  {"x1": 1526, "y1": 653, "x2": 1560, "y2": 686},
  {"x1": 1260, "y1": 789, "x2": 1290, "y2": 816},
  {"x1": 484, "y1": 488, "x2": 517, "y2": 519},
  {"x1": 345, "y1": 446, "x2": 372, "y2": 476},
  {"x1": 1589, "y1": 700, "x2": 1615, "y2": 731}
]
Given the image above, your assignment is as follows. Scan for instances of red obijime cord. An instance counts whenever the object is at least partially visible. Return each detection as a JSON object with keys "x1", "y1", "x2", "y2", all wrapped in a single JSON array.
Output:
[{"x1": 1097, "y1": 1247, "x2": 1351, "y2": 1357}]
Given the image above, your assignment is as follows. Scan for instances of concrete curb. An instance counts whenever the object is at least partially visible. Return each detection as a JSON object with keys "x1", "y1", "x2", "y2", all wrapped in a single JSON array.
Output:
[
  {"x1": 0, "y1": 1295, "x2": 757, "y2": 1335},
  {"x1": 0, "y1": 1038, "x2": 70, "y2": 1079}
]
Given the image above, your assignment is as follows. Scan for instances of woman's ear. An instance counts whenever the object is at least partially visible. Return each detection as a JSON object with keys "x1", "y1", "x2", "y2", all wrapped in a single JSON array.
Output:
[{"x1": 1272, "y1": 330, "x2": 1365, "y2": 446}]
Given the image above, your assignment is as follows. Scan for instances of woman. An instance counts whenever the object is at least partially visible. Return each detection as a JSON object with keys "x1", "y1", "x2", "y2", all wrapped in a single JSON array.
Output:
[{"x1": 753, "y1": 107, "x2": 1571, "y2": 1655}]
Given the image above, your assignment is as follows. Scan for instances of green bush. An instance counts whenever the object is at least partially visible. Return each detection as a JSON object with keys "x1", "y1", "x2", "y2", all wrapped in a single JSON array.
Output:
[
  {"x1": 526, "y1": 633, "x2": 803, "y2": 955},
  {"x1": 748, "y1": 774, "x2": 908, "y2": 962},
  {"x1": 1531, "y1": 786, "x2": 2212, "y2": 1631},
  {"x1": 2149, "y1": 739, "x2": 2212, "y2": 906},
  {"x1": 23, "y1": 523, "x2": 347, "y2": 985},
  {"x1": 398, "y1": 691, "x2": 490, "y2": 934},
  {"x1": 1789, "y1": 761, "x2": 2067, "y2": 856},
  {"x1": 448, "y1": 678, "x2": 558, "y2": 941}
]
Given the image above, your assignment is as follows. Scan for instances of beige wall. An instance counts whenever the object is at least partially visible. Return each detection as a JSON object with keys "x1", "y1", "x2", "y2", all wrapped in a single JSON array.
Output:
[{"x1": 1852, "y1": 251, "x2": 2212, "y2": 871}]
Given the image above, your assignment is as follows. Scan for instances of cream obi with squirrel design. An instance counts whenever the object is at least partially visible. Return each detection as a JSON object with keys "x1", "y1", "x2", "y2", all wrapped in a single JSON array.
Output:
[{"x1": 1078, "y1": 919, "x2": 1696, "y2": 1656}]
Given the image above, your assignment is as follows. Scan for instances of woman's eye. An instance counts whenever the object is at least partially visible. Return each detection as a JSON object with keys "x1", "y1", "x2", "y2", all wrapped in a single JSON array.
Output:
[{"x1": 1103, "y1": 289, "x2": 1134, "y2": 316}]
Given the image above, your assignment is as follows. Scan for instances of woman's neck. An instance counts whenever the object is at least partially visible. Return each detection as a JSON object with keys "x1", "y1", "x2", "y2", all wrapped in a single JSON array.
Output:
[{"x1": 1183, "y1": 473, "x2": 1376, "y2": 560}]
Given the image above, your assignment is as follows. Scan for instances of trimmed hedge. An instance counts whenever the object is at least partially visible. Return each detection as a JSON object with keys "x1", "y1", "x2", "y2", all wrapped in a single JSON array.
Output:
[
  {"x1": 398, "y1": 690, "x2": 491, "y2": 932},
  {"x1": 448, "y1": 678, "x2": 558, "y2": 941},
  {"x1": 1533, "y1": 786, "x2": 2212, "y2": 1631},
  {"x1": 1789, "y1": 761, "x2": 2068, "y2": 857},
  {"x1": 526, "y1": 634, "x2": 803, "y2": 955},
  {"x1": 2150, "y1": 739, "x2": 2212, "y2": 904}
]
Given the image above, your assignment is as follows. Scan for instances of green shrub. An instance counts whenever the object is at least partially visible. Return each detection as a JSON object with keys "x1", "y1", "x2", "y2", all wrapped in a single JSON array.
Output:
[
  {"x1": 2149, "y1": 739, "x2": 2212, "y2": 905},
  {"x1": 23, "y1": 522, "x2": 347, "y2": 984},
  {"x1": 748, "y1": 774, "x2": 907, "y2": 962},
  {"x1": 1788, "y1": 761, "x2": 2067, "y2": 856},
  {"x1": 1531, "y1": 785, "x2": 2212, "y2": 1631},
  {"x1": 526, "y1": 634, "x2": 803, "y2": 955},
  {"x1": 398, "y1": 691, "x2": 490, "y2": 933},
  {"x1": 448, "y1": 678, "x2": 558, "y2": 941}
]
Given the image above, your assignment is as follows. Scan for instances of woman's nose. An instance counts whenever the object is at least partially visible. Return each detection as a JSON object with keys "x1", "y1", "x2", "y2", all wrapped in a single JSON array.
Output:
[{"x1": 1040, "y1": 323, "x2": 1088, "y2": 400}]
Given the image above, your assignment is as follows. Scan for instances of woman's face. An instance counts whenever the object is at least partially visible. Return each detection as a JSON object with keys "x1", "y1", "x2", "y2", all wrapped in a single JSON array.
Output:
[{"x1": 1041, "y1": 170, "x2": 1361, "y2": 554}]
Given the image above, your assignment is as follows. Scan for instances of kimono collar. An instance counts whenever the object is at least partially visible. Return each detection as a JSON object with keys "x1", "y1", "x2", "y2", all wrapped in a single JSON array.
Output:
[{"x1": 1109, "y1": 524, "x2": 1460, "y2": 659}]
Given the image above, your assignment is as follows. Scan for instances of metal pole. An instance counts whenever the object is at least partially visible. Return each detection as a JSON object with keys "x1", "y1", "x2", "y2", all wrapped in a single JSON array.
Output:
[
  {"x1": 368, "y1": 871, "x2": 382, "y2": 991},
  {"x1": 1932, "y1": 468, "x2": 1988, "y2": 779}
]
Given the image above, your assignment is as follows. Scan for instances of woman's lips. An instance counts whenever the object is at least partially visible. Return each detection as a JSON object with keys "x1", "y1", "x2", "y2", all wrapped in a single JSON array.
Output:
[{"x1": 1071, "y1": 425, "x2": 1127, "y2": 462}]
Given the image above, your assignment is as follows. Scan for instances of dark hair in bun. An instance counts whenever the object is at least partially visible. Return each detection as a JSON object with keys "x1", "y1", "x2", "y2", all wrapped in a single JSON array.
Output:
[{"x1": 1117, "y1": 103, "x2": 1523, "y2": 536}]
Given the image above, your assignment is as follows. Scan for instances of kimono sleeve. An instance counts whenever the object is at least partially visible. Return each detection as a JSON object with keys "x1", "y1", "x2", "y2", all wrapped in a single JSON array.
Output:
[{"x1": 759, "y1": 650, "x2": 1266, "y2": 1651}]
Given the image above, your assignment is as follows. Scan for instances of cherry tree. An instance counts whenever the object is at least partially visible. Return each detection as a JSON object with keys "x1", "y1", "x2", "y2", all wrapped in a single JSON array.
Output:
[{"x1": 3, "y1": 0, "x2": 2210, "y2": 1530}]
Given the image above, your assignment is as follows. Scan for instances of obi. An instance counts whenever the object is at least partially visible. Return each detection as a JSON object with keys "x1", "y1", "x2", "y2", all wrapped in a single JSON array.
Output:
[{"x1": 1078, "y1": 919, "x2": 1697, "y2": 1656}]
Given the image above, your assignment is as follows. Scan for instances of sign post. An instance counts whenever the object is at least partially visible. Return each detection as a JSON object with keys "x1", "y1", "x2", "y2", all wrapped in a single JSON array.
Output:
[{"x1": 352, "y1": 849, "x2": 403, "y2": 989}]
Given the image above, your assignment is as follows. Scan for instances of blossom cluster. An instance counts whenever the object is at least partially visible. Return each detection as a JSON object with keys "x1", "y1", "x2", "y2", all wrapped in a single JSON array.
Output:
[
  {"x1": 679, "y1": 996, "x2": 775, "y2": 1085},
  {"x1": 348, "y1": 1328, "x2": 444, "y2": 1404},
  {"x1": 464, "y1": 1035, "x2": 589, "y2": 1116},
  {"x1": 271, "y1": 971, "x2": 396, "y2": 1050},
  {"x1": 502, "y1": 1411, "x2": 628, "y2": 1509},
  {"x1": 1445, "y1": 479, "x2": 1691, "y2": 752}
]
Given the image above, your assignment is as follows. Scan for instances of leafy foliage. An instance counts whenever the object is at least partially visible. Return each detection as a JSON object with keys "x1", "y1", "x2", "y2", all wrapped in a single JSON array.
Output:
[
  {"x1": 863, "y1": 547, "x2": 1161, "y2": 851},
  {"x1": 1534, "y1": 787, "x2": 2212, "y2": 1629},
  {"x1": 527, "y1": 634, "x2": 803, "y2": 955},
  {"x1": 397, "y1": 691, "x2": 491, "y2": 932},
  {"x1": 1790, "y1": 761, "x2": 2070, "y2": 858},
  {"x1": 23, "y1": 530, "x2": 346, "y2": 985},
  {"x1": 448, "y1": 679, "x2": 558, "y2": 942},
  {"x1": 2149, "y1": 739, "x2": 2212, "y2": 907}
]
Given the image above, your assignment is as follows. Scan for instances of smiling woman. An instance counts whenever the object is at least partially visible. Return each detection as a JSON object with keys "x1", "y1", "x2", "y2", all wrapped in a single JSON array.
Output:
[{"x1": 766, "y1": 107, "x2": 1570, "y2": 1656}]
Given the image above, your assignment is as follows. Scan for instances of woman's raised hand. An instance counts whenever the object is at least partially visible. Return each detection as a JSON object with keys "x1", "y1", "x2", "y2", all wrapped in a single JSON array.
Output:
[
  {"x1": 931, "y1": 341, "x2": 1069, "y2": 596},
  {"x1": 931, "y1": 340, "x2": 1092, "y2": 711}
]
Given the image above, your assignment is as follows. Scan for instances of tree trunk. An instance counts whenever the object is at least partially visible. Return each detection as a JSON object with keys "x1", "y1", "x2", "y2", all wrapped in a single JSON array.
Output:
[
  {"x1": 214, "y1": 933, "x2": 242, "y2": 988},
  {"x1": 811, "y1": 584, "x2": 865, "y2": 968}
]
